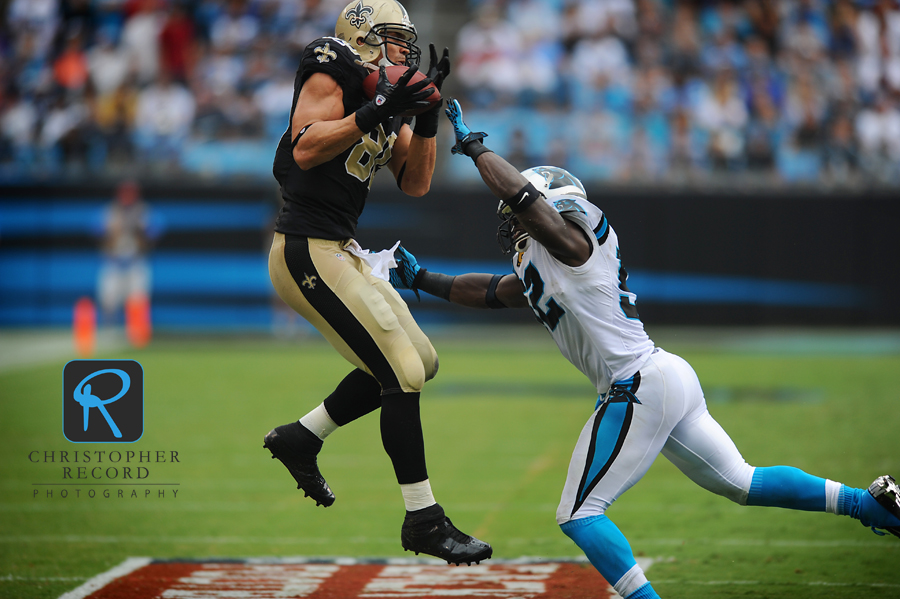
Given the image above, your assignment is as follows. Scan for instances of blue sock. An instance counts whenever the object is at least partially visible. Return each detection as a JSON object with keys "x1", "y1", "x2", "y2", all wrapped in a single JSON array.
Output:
[
  {"x1": 628, "y1": 582, "x2": 661, "y2": 599},
  {"x1": 560, "y1": 515, "x2": 659, "y2": 598},
  {"x1": 746, "y1": 466, "x2": 826, "y2": 511},
  {"x1": 837, "y1": 485, "x2": 900, "y2": 528}
]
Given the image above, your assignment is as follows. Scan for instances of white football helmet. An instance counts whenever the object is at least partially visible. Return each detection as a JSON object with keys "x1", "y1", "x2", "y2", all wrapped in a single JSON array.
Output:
[
  {"x1": 335, "y1": 0, "x2": 420, "y2": 67},
  {"x1": 497, "y1": 166, "x2": 588, "y2": 254},
  {"x1": 520, "y1": 165, "x2": 587, "y2": 200}
]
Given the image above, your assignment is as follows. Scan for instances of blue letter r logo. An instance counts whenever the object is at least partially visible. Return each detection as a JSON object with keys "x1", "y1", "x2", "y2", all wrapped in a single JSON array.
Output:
[{"x1": 63, "y1": 360, "x2": 143, "y2": 443}]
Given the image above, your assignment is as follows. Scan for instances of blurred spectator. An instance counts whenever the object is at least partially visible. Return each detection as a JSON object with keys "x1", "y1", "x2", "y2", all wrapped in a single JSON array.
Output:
[
  {"x1": 158, "y1": 2, "x2": 197, "y2": 84},
  {"x1": 505, "y1": 0, "x2": 565, "y2": 104},
  {"x1": 38, "y1": 93, "x2": 89, "y2": 170},
  {"x1": 455, "y1": 4, "x2": 523, "y2": 107},
  {"x1": 209, "y1": 0, "x2": 260, "y2": 52},
  {"x1": 53, "y1": 32, "x2": 90, "y2": 92},
  {"x1": 666, "y1": 4, "x2": 702, "y2": 78},
  {"x1": 567, "y1": 26, "x2": 633, "y2": 112},
  {"x1": 285, "y1": 0, "x2": 345, "y2": 54},
  {"x1": 855, "y1": 0, "x2": 900, "y2": 95},
  {"x1": 694, "y1": 71, "x2": 748, "y2": 171},
  {"x1": 745, "y1": 0, "x2": 780, "y2": 54},
  {"x1": 855, "y1": 94, "x2": 900, "y2": 182},
  {"x1": 563, "y1": 0, "x2": 636, "y2": 46},
  {"x1": 787, "y1": 72, "x2": 828, "y2": 149},
  {"x1": 120, "y1": 0, "x2": 164, "y2": 85},
  {"x1": 94, "y1": 79, "x2": 139, "y2": 167},
  {"x1": 96, "y1": 179, "x2": 161, "y2": 325},
  {"x1": 829, "y1": 0, "x2": 859, "y2": 61},
  {"x1": 823, "y1": 112, "x2": 858, "y2": 183},
  {"x1": 7, "y1": 0, "x2": 60, "y2": 63},
  {"x1": 60, "y1": 0, "x2": 97, "y2": 45},
  {"x1": 745, "y1": 86, "x2": 782, "y2": 172},
  {"x1": 253, "y1": 66, "x2": 294, "y2": 139},
  {"x1": 133, "y1": 70, "x2": 195, "y2": 167},
  {"x1": 0, "y1": 89, "x2": 38, "y2": 169},
  {"x1": 87, "y1": 28, "x2": 131, "y2": 95},
  {"x1": 667, "y1": 107, "x2": 705, "y2": 180}
]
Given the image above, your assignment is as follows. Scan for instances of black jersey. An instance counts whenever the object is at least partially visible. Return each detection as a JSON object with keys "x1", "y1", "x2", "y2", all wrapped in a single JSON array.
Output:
[{"x1": 273, "y1": 37, "x2": 404, "y2": 241}]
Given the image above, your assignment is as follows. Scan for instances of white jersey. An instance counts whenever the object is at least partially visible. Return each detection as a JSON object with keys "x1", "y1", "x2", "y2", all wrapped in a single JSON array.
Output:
[{"x1": 511, "y1": 196, "x2": 655, "y2": 394}]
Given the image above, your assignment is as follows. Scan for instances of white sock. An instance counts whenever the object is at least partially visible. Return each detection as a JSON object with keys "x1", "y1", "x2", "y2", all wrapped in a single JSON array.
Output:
[
  {"x1": 615, "y1": 564, "x2": 649, "y2": 598},
  {"x1": 401, "y1": 480, "x2": 436, "y2": 512},
  {"x1": 299, "y1": 403, "x2": 338, "y2": 441},
  {"x1": 824, "y1": 479, "x2": 842, "y2": 515}
]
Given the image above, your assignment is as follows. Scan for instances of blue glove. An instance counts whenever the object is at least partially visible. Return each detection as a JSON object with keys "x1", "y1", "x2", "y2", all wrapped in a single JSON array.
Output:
[
  {"x1": 445, "y1": 98, "x2": 487, "y2": 155},
  {"x1": 389, "y1": 245, "x2": 423, "y2": 299}
]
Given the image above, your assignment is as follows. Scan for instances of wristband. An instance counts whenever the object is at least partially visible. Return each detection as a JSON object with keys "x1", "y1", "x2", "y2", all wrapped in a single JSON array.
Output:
[
  {"x1": 485, "y1": 274, "x2": 507, "y2": 309},
  {"x1": 355, "y1": 103, "x2": 382, "y2": 134},
  {"x1": 414, "y1": 269, "x2": 455, "y2": 301},
  {"x1": 413, "y1": 105, "x2": 439, "y2": 138},
  {"x1": 463, "y1": 140, "x2": 493, "y2": 162},
  {"x1": 504, "y1": 182, "x2": 541, "y2": 213}
]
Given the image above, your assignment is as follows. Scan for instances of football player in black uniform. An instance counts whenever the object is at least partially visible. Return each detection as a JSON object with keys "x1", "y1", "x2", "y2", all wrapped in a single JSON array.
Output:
[{"x1": 264, "y1": 0, "x2": 491, "y2": 565}]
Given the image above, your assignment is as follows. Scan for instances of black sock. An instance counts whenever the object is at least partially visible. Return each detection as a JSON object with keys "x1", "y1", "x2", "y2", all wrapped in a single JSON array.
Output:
[
  {"x1": 323, "y1": 369, "x2": 383, "y2": 426},
  {"x1": 380, "y1": 391, "x2": 427, "y2": 484}
]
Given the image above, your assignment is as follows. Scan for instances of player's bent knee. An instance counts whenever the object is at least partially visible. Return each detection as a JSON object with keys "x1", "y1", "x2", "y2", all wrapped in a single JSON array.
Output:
[
  {"x1": 424, "y1": 353, "x2": 439, "y2": 382},
  {"x1": 395, "y1": 345, "x2": 426, "y2": 392}
]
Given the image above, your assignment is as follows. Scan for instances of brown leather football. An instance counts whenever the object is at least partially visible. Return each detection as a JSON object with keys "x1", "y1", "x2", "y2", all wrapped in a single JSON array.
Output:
[{"x1": 362, "y1": 65, "x2": 441, "y2": 117}]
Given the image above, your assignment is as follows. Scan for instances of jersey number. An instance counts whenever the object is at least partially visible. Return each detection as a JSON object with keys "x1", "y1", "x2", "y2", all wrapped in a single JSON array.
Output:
[
  {"x1": 523, "y1": 263, "x2": 565, "y2": 331},
  {"x1": 346, "y1": 126, "x2": 393, "y2": 187}
]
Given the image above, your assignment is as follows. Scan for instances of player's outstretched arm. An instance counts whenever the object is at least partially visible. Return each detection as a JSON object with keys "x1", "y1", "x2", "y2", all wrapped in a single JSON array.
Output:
[
  {"x1": 444, "y1": 99, "x2": 590, "y2": 266},
  {"x1": 389, "y1": 245, "x2": 527, "y2": 309}
]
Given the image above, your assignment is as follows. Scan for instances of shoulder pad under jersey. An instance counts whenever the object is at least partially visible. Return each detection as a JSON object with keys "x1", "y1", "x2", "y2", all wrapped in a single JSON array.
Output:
[{"x1": 301, "y1": 37, "x2": 367, "y2": 86}]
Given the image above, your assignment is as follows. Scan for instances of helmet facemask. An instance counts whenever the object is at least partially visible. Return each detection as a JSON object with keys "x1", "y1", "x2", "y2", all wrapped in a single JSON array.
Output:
[
  {"x1": 497, "y1": 202, "x2": 530, "y2": 255},
  {"x1": 366, "y1": 23, "x2": 420, "y2": 66}
]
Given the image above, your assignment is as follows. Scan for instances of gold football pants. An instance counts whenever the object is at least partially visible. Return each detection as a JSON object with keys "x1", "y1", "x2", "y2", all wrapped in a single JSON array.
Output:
[{"x1": 269, "y1": 233, "x2": 438, "y2": 394}]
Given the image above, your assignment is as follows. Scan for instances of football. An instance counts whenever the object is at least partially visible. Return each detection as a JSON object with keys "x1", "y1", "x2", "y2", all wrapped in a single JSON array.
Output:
[{"x1": 362, "y1": 65, "x2": 441, "y2": 117}]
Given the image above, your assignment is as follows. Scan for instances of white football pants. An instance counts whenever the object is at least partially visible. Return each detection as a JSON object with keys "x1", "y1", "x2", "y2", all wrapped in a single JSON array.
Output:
[{"x1": 557, "y1": 348, "x2": 755, "y2": 524}]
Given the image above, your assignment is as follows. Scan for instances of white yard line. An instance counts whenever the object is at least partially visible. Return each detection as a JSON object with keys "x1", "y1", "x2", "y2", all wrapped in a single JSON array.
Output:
[{"x1": 55, "y1": 557, "x2": 151, "y2": 599}]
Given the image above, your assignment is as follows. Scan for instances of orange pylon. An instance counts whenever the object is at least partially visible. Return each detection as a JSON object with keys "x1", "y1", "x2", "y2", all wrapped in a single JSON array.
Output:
[
  {"x1": 73, "y1": 297, "x2": 96, "y2": 357},
  {"x1": 125, "y1": 293, "x2": 152, "y2": 348}
]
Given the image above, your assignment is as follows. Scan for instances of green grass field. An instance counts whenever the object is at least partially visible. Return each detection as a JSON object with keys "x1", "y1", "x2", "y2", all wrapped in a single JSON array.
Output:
[{"x1": 1, "y1": 326, "x2": 899, "y2": 599}]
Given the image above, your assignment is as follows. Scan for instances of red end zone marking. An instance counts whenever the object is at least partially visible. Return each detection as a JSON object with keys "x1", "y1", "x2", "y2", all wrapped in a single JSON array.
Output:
[{"x1": 66, "y1": 559, "x2": 612, "y2": 599}]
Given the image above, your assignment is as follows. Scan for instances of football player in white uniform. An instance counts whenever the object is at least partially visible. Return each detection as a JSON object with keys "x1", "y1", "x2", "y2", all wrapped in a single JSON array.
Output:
[{"x1": 386, "y1": 99, "x2": 900, "y2": 598}]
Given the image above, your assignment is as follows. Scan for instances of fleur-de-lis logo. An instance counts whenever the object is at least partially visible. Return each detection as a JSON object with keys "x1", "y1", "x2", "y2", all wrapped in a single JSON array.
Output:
[
  {"x1": 345, "y1": 1, "x2": 374, "y2": 28},
  {"x1": 302, "y1": 274, "x2": 317, "y2": 289},
  {"x1": 314, "y1": 43, "x2": 337, "y2": 63}
]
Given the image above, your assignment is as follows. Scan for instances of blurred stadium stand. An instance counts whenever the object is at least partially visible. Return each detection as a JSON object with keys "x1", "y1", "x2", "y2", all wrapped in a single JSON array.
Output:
[
  {"x1": 1, "y1": 0, "x2": 899, "y2": 332},
  {"x1": 2, "y1": 0, "x2": 899, "y2": 185}
]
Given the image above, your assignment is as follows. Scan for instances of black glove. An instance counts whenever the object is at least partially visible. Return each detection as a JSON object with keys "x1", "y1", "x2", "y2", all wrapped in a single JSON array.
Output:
[
  {"x1": 356, "y1": 65, "x2": 434, "y2": 134},
  {"x1": 413, "y1": 44, "x2": 451, "y2": 138}
]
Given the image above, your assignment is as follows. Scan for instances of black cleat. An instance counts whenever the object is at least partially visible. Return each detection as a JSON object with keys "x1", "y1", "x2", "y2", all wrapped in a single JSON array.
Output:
[
  {"x1": 400, "y1": 504, "x2": 492, "y2": 565},
  {"x1": 868, "y1": 475, "x2": 900, "y2": 539},
  {"x1": 264, "y1": 422, "x2": 334, "y2": 507}
]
